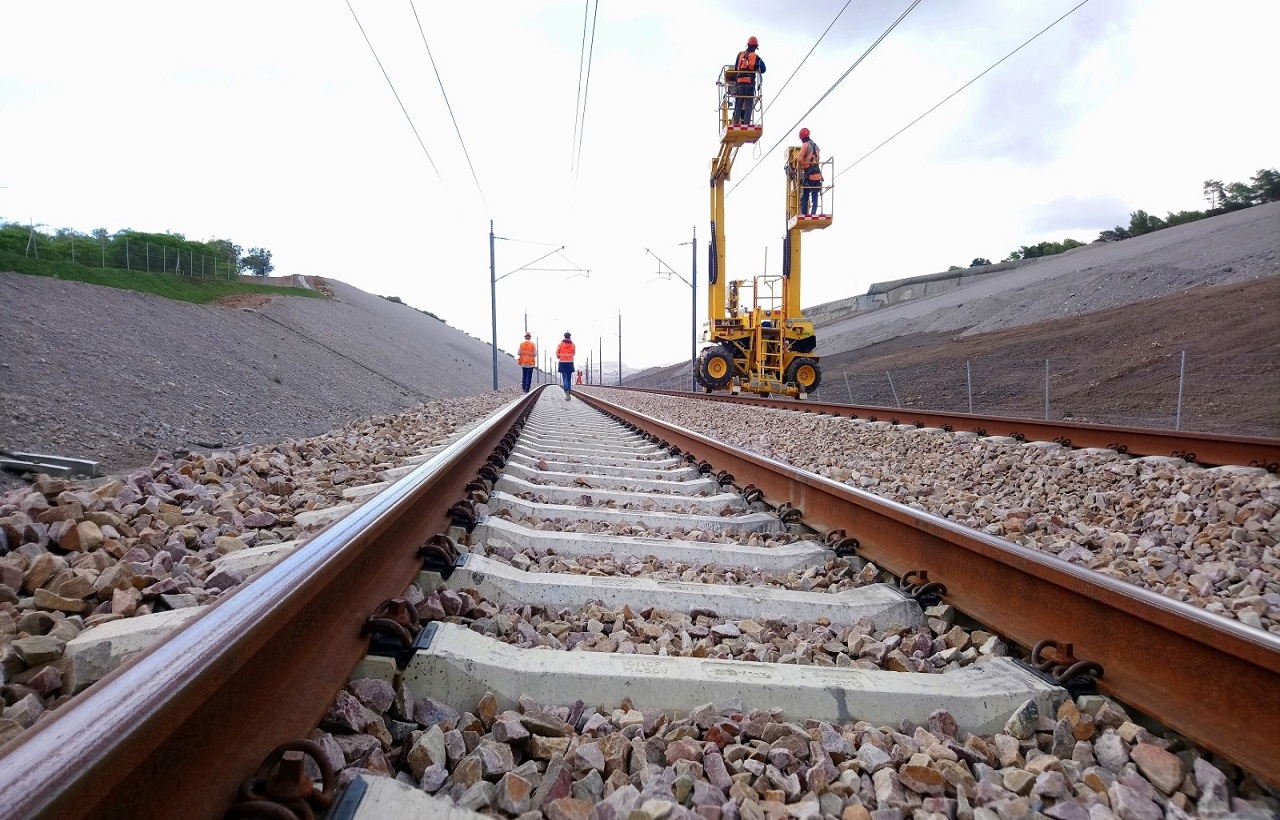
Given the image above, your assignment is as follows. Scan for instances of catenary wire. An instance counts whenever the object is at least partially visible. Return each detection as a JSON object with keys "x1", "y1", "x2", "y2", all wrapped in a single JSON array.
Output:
[
  {"x1": 570, "y1": 0, "x2": 590, "y2": 171},
  {"x1": 727, "y1": 0, "x2": 921, "y2": 197},
  {"x1": 573, "y1": 0, "x2": 601, "y2": 182},
  {"x1": 762, "y1": 0, "x2": 855, "y2": 116},
  {"x1": 344, "y1": 0, "x2": 449, "y2": 192},
  {"x1": 836, "y1": 0, "x2": 1091, "y2": 178},
  {"x1": 409, "y1": 0, "x2": 489, "y2": 212}
]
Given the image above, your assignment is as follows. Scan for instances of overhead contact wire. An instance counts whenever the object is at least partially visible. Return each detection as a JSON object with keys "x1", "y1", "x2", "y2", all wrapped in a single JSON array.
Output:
[
  {"x1": 763, "y1": 0, "x2": 855, "y2": 115},
  {"x1": 409, "y1": 0, "x2": 489, "y2": 212},
  {"x1": 728, "y1": 0, "x2": 921, "y2": 197},
  {"x1": 573, "y1": 0, "x2": 601, "y2": 182},
  {"x1": 344, "y1": 0, "x2": 449, "y2": 192},
  {"x1": 570, "y1": 0, "x2": 590, "y2": 171},
  {"x1": 837, "y1": 0, "x2": 1092, "y2": 177}
]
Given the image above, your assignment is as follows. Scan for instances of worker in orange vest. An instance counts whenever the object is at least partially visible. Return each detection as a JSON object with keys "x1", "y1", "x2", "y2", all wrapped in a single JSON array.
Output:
[
  {"x1": 556, "y1": 332, "x2": 576, "y2": 400},
  {"x1": 517, "y1": 332, "x2": 537, "y2": 392},
  {"x1": 793, "y1": 127, "x2": 823, "y2": 215},
  {"x1": 730, "y1": 36, "x2": 766, "y2": 126}
]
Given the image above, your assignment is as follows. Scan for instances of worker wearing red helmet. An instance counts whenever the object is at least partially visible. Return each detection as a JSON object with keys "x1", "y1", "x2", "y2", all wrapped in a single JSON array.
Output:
[
  {"x1": 793, "y1": 127, "x2": 823, "y2": 215},
  {"x1": 731, "y1": 36, "x2": 766, "y2": 126}
]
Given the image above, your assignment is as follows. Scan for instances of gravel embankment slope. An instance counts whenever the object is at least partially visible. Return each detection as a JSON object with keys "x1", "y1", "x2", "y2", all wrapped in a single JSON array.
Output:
[
  {"x1": 816, "y1": 202, "x2": 1280, "y2": 351},
  {"x1": 0, "y1": 275, "x2": 521, "y2": 479}
]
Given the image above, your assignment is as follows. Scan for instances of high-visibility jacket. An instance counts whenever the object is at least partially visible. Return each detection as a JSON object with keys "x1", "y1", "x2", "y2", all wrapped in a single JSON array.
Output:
[
  {"x1": 556, "y1": 340, "x2": 576, "y2": 363},
  {"x1": 797, "y1": 140, "x2": 822, "y2": 184},
  {"x1": 517, "y1": 340, "x2": 536, "y2": 366},
  {"x1": 735, "y1": 51, "x2": 759, "y2": 86}
]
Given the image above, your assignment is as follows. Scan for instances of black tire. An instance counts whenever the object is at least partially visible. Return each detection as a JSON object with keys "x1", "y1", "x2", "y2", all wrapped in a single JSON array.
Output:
[
  {"x1": 784, "y1": 357, "x2": 822, "y2": 393},
  {"x1": 697, "y1": 346, "x2": 734, "y2": 390}
]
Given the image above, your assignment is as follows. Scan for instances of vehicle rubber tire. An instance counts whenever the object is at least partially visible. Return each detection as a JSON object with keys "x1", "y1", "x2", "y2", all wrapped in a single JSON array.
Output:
[
  {"x1": 697, "y1": 346, "x2": 734, "y2": 390},
  {"x1": 784, "y1": 357, "x2": 822, "y2": 393}
]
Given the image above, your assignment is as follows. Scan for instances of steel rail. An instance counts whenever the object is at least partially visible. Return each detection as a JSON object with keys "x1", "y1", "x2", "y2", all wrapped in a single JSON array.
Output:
[
  {"x1": 578, "y1": 389, "x2": 1280, "y2": 784},
  {"x1": 601, "y1": 386, "x2": 1280, "y2": 469},
  {"x1": 0, "y1": 390, "x2": 541, "y2": 820}
]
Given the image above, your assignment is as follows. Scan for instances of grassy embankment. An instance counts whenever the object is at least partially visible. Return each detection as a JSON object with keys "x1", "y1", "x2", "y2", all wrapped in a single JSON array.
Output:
[{"x1": 0, "y1": 251, "x2": 322, "y2": 304}]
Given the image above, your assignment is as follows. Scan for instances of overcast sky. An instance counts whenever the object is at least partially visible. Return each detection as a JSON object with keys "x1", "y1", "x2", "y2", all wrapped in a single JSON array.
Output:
[{"x1": 2, "y1": 1, "x2": 1274, "y2": 370}]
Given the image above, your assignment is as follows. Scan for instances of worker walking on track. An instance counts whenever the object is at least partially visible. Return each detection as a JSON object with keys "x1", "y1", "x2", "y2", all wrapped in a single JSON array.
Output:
[
  {"x1": 556, "y1": 332, "x2": 576, "y2": 400},
  {"x1": 517, "y1": 332, "x2": 537, "y2": 392},
  {"x1": 793, "y1": 128, "x2": 823, "y2": 215},
  {"x1": 731, "y1": 36, "x2": 766, "y2": 126}
]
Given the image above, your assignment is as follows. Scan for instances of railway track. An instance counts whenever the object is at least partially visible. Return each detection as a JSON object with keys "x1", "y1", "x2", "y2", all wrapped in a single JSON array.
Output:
[
  {"x1": 1, "y1": 386, "x2": 1277, "y2": 818},
  {"x1": 617, "y1": 387, "x2": 1280, "y2": 471}
]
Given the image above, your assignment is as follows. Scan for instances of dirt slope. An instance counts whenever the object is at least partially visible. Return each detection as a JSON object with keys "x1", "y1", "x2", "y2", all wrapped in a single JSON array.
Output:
[
  {"x1": 0, "y1": 275, "x2": 521, "y2": 476},
  {"x1": 632, "y1": 203, "x2": 1280, "y2": 437}
]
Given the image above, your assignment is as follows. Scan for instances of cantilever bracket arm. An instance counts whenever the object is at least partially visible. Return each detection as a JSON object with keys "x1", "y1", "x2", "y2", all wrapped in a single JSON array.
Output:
[
  {"x1": 496, "y1": 246, "x2": 566, "y2": 282},
  {"x1": 644, "y1": 248, "x2": 692, "y2": 289}
]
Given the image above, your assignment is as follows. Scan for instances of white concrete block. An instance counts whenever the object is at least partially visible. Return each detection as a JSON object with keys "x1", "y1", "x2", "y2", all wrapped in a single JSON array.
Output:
[
  {"x1": 476, "y1": 517, "x2": 827, "y2": 573},
  {"x1": 330, "y1": 774, "x2": 488, "y2": 820},
  {"x1": 488, "y1": 491, "x2": 780, "y2": 533},
  {"x1": 406, "y1": 624, "x2": 1063, "y2": 736},
  {"x1": 512, "y1": 443, "x2": 681, "y2": 469},
  {"x1": 295, "y1": 504, "x2": 356, "y2": 529},
  {"x1": 508, "y1": 452, "x2": 698, "y2": 480},
  {"x1": 493, "y1": 474, "x2": 746, "y2": 514},
  {"x1": 423, "y1": 554, "x2": 921, "y2": 629},
  {"x1": 342, "y1": 481, "x2": 391, "y2": 502},
  {"x1": 209, "y1": 540, "x2": 299, "y2": 577},
  {"x1": 65, "y1": 607, "x2": 204, "y2": 693},
  {"x1": 502, "y1": 460, "x2": 718, "y2": 493}
]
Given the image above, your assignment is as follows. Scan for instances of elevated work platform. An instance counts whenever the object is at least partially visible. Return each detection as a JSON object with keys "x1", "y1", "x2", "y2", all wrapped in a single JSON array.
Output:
[
  {"x1": 720, "y1": 123, "x2": 762, "y2": 146},
  {"x1": 788, "y1": 213, "x2": 834, "y2": 231}
]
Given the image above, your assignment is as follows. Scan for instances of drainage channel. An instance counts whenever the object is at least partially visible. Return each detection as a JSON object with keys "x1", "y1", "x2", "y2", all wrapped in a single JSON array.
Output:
[{"x1": 325, "y1": 390, "x2": 1083, "y2": 819}]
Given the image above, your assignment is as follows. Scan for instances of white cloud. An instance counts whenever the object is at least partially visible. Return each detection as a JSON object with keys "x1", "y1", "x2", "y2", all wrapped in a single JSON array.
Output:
[{"x1": 1, "y1": 0, "x2": 1273, "y2": 368}]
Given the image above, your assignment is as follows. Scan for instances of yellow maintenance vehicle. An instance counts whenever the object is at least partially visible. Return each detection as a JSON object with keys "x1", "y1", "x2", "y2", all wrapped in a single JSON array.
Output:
[{"x1": 696, "y1": 60, "x2": 834, "y2": 397}]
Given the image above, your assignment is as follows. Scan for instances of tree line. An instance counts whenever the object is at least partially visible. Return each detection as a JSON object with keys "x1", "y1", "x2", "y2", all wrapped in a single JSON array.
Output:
[
  {"x1": 948, "y1": 168, "x2": 1278, "y2": 271},
  {"x1": 0, "y1": 220, "x2": 276, "y2": 277}
]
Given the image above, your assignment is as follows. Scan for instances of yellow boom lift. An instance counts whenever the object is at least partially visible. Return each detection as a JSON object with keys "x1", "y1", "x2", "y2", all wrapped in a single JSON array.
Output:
[{"x1": 697, "y1": 63, "x2": 834, "y2": 397}]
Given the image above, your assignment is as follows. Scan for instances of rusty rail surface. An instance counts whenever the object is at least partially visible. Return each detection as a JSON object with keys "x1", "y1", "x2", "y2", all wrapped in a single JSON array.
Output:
[
  {"x1": 603, "y1": 386, "x2": 1280, "y2": 469},
  {"x1": 0, "y1": 390, "x2": 541, "y2": 820},
  {"x1": 577, "y1": 390, "x2": 1280, "y2": 785}
]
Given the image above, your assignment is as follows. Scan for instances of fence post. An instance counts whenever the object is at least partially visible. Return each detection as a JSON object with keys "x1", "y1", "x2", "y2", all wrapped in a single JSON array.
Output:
[
  {"x1": 966, "y1": 360, "x2": 973, "y2": 414},
  {"x1": 887, "y1": 372, "x2": 901, "y2": 409},
  {"x1": 1044, "y1": 358, "x2": 1050, "y2": 420},
  {"x1": 101, "y1": 236, "x2": 105, "y2": 268},
  {"x1": 843, "y1": 371, "x2": 852, "y2": 404},
  {"x1": 146, "y1": 243, "x2": 150, "y2": 272},
  {"x1": 1175, "y1": 350, "x2": 1186, "y2": 431},
  {"x1": 126, "y1": 238, "x2": 130, "y2": 270}
]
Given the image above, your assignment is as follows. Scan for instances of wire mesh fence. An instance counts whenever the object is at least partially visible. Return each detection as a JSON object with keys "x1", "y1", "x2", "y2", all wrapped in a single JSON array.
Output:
[
  {"x1": 629, "y1": 349, "x2": 1280, "y2": 437},
  {"x1": 2, "y1": 222, "x2": 240, "y2": 279}
]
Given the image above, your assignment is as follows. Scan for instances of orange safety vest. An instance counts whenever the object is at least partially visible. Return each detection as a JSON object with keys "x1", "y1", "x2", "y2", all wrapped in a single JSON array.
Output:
[
  {"x1": 556, "y1": 340, "x2": 576, "y2": 362},
  {"x1": 735, "y1": 51, "x2": 758, "y2": 84},
  {"x1": 517, "y1": 340, "x2": 536, "y2": 366},
  {"x1": 798, "y1": 140, "x2": 822, "y2": 183}
]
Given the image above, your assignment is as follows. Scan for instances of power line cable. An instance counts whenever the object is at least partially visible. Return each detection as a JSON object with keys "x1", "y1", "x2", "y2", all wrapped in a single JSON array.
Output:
[
  {"x1": 570, "y1": 0, "x2": 590, "y2": 171},
  {"x1": 344, "y1": 0, "x2": 449, "y2": 192},
  {"x1": 409, "y1": 0, "x2": 489, "y2": 212},
  {"x1": 573, "y1": 0, "x2": 601, "y2": 181},
  {"x1": 728, "y1": 0, "x2": 921, "y2": 197},
  {"x1": 837, "y1": 0, "x2": 1091, "y2": 178},
  {"x1": 762, "y1": 0, "x2": 855, "y2": 116}
]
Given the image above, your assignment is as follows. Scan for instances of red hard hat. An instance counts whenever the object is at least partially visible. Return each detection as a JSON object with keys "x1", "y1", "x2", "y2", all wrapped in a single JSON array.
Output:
[
  {"x1": 799, "y1": 127, "x2": 810, "y2": 140},
  {"x1": 747, "y1": 36, "x2": 759, "y2": 47}
]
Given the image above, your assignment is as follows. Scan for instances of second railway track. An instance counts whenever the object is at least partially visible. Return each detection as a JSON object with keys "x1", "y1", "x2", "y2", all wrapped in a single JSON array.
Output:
[{"x1": 1, "y1": 386, "x2": 1277, "y2": 818}]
